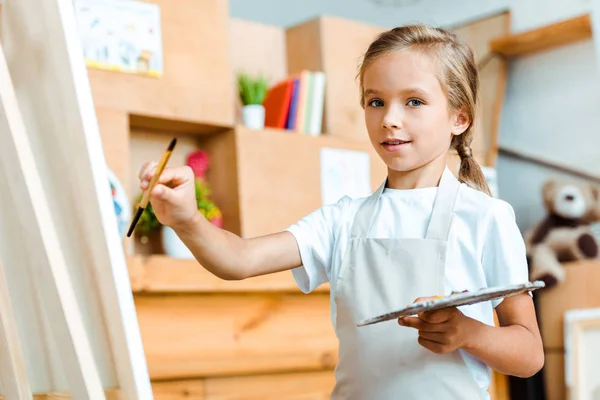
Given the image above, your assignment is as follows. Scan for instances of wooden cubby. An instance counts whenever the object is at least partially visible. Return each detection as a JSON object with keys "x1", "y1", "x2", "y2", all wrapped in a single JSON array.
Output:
[{"x1": 91, "y1": 2, "x2": 512, "y2": 398}]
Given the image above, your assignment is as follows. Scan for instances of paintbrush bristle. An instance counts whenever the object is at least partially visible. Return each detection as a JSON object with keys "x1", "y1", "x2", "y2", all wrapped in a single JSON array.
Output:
[
  {"x1": 127, "y1": 207, "x2": 145, "y2": 237},
  {"x1": 168, "y1": 137, "x2": 177, "y2": 151}
]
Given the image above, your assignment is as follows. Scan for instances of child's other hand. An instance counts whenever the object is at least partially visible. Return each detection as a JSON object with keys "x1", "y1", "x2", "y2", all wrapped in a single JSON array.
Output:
[
  {"x1": 138, "y1": 161, "x2": 199, "y2": 230},
  {"x1": 397, "y1": 296, "x2": 477, "y2": 354}
]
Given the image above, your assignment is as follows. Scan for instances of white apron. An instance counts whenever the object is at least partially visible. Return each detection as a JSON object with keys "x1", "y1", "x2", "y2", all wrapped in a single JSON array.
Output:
[{"x1": 330, "y1": 167, "x2": 485, "y2": 400}]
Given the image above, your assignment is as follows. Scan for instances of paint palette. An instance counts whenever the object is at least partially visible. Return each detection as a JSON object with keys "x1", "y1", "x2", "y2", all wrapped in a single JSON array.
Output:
[{"x1": 357, "y1": 281, "x2": 546, "y2": 327}]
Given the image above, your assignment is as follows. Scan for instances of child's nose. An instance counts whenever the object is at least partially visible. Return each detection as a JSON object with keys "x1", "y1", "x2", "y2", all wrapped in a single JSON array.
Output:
[{"x1": 382, "y1": 108, "x2": 403, "y2": 130}]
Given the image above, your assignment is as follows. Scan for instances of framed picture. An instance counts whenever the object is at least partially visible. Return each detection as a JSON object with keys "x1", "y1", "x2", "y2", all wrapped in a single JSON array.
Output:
[{"x1": 564, "y1": 308, "x2": 600, "y2": 400}]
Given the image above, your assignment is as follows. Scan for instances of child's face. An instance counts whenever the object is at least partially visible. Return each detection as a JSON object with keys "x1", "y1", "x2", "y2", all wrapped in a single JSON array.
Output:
[{"x1": 362, "y1": 49, "x2": 467, "y2": 173}]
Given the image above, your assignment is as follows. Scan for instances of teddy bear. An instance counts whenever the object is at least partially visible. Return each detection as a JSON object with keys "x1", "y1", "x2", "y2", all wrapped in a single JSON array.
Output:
[{"x1": 525, "y1": 179, "x2": 600, "y2": 288}]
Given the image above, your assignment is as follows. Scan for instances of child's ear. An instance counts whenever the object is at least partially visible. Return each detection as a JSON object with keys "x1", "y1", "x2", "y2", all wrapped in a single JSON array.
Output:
[{"x1": 451, "y1": 110, "x2": 470, "y2": 136}]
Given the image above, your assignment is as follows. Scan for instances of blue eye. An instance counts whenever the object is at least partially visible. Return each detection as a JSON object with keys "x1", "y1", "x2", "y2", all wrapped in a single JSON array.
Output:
[
  {"x1": 368, "y1": 99, "x2": 384, "y2": 107},
  {"x1": 407, "y1": 99, "x2": 424, "y2": 107}
]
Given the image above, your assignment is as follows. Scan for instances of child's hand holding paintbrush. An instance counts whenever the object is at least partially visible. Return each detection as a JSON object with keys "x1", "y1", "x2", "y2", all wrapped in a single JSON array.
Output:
[
  {"x1": 133, "y1": 137, "x2": 302, "y2": 281},
  {"x1": 132, "y1": 139, "x2": 199, "y2": 235}
]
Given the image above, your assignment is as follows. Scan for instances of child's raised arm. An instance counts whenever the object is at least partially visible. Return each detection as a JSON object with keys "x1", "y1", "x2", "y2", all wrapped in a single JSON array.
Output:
[{"x1": 138, "y1": 162, "x2": 302, "y2": 280}]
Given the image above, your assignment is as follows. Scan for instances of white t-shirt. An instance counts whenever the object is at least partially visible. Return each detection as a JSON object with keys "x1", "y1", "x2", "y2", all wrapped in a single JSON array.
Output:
[{"x1": 285, "y1": 182, "x2": 529, "y2": 396}]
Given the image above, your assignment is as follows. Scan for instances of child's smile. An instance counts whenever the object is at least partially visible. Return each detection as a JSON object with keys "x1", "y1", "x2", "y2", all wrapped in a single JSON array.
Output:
[{"x1": 381, "y1": 137, "x2": 412, "y2": 153}]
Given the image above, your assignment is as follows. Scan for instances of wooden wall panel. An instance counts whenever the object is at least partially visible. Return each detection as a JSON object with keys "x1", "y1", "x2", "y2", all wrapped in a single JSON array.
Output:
[
  {"x1": 234, "y1": 126, "x2": 387, "y2": 238},
  {"x1": 135, "y1": 293, "x2": 337, "y2": 380},
  {"x1": 88, "y1": 0, "x2": 234, "y2": 128}
]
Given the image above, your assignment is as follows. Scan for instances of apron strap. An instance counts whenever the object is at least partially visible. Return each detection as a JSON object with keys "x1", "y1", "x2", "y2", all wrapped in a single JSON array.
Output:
[
  {"x1": 350, "y1": 178, "x2": 386, "y2": 238},
  {"x1": 350, "y1": 167, "x2": 461, "y2": 240},
  {"x1": 425, "y1": 167, "x2": 461, "y2": 241}
]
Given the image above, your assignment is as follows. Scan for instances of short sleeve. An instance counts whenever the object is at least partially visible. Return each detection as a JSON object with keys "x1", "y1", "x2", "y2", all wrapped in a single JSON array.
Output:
[
  {"x1": 285, "y1": 196, "x2": 350, "y2": 293},
  {"x1": 482, "y1": 200, "x2": 530, "y2": 308}
]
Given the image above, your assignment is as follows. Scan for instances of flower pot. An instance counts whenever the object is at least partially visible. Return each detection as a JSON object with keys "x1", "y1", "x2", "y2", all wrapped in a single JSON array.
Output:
[
  {"x1": 161, "y1": 226, "x2": 194, "y2": 259},
  {"x1": 241, "y1": 104, "x2": 265, "y2": 130}
]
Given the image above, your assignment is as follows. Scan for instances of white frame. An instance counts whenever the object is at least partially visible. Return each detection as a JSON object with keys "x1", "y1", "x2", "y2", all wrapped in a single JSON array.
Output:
[{"x1": 564, "y1": 308, "x2": 600, "y2": 400}]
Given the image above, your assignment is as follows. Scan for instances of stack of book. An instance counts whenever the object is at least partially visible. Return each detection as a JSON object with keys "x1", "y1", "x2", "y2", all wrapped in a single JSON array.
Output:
[{"x1": 262, "y1": 70, "x2": 326, "y2": 136}]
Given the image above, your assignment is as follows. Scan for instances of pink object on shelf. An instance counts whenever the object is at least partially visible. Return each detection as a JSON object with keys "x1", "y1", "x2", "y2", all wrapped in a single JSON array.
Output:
[{"x1": 186, "y1": 150, "x2": 210, "y2": 178}]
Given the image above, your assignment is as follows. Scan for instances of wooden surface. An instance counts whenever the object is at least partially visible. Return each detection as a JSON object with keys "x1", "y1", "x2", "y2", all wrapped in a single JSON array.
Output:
[
  {"x1": 542, "y1": 351, "x2": 566, "y2": 400},
  {"x1": 135, "y1": 293, "x2": 336, "y2": 380},
  {"x1": 536, "y1": 260, "x2": 600, "y2": 349},
  {"x1": 234, "y1": 125, "x2": 387, "y2": 237},
  {"x1": 88, "y1": 0, "x2": 234, "y2": 128},
  {"x1": 2, "y1": 0, "x2": 153, "y2": 397},
  {"x1": 230, "y1": 18, "x2": 288, "y2": 125},
  {"x1": 204, "y1": 370, "x2": 335, "y2": 400},
  {"x1": 151, "y1": 371, "x2": 335, "y2": 400},
  {"x1": 490, "y1": 14, "x2": 592, "y2": 57},
  {"x1": 129, "y1": 114, "x2": 231, "y2": 136},
  {"x1": 286, "y1": 16, "x2": 382, "y2": 140},
  {"x1": 128, "y1": 255, "x2": 329, "y2": 293},
  {"x1": 535, "y1": 261, "x2": 600, "y2": 400},
  {"x1": 0, "y1": 38, "x2": 104, "y2": 397}
]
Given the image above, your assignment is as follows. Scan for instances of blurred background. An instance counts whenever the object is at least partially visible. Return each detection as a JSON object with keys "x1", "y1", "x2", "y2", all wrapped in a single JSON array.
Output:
[{"x1": 1, "y1": 0, "x2": 600, "y2": 399}]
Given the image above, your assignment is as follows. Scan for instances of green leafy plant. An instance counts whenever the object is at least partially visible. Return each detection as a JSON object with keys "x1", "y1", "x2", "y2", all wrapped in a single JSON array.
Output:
[
  {"x1": 237, "y1": 72, "x2": 268, "y2": 105},
  {"x1": 132, "y1": 200, "x2": 161, "y2": 236}
]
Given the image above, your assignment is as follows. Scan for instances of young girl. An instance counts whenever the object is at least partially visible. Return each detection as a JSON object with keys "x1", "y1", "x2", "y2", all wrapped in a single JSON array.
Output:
[{"x1": 138, "y1": 24, "x2": 544, "y2": 399}]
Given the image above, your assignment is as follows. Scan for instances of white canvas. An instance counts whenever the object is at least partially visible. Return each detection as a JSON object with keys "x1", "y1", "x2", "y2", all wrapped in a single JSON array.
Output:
[{"x1": 0, "y1": 0, "x2": 152, "y2": 397}]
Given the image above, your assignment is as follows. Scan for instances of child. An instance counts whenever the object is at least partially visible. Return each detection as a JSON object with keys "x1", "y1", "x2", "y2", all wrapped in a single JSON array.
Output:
[{"x1": 138, "y1": 24, "x2": 544, "y2": 399}]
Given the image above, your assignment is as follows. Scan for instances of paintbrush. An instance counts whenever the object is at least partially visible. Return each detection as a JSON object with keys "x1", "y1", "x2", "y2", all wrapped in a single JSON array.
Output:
[{"x1": 127, "y1": 137, "x2": 177, "y2": 237}]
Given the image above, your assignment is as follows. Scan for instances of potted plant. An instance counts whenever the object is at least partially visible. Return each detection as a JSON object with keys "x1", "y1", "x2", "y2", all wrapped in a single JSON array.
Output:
[
  {"x1": 132, "y1": 149, "x2": 222, "y2": 259},
  {"x1": 237, "y1": 72, "x2": 268, "y2": 130}
]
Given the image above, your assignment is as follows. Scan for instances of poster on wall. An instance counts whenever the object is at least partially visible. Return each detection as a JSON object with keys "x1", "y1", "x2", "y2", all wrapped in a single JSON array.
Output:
[
  {"x1": 320, "y1": 148, "x2": 371, "y2": 205},
  {"x1": 74, "y1": 0, "x2": 163, "y2": 77}
]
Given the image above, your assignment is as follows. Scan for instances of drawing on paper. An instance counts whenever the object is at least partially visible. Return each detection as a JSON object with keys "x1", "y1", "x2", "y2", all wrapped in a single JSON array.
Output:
[{"x1": 75, "y1": 0, "x2": 163, "y2": 77}]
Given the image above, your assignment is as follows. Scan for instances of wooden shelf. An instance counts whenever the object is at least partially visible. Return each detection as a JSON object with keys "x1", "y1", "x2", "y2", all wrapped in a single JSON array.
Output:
[
  {"x1": 490, "y1": 14, "x2": 592, "y2": 57},
  {"x1": 128, "y1": 255, "x2": 329, "y2": 293},
  {"x1": 129, "y1": 114, "x2": 232, "y2": 135}
]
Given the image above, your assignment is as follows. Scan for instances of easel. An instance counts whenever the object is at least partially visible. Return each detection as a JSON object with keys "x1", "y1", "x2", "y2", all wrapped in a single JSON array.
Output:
[{"x1": 0, "y1": 0, "x2": 152, "y2": 398}]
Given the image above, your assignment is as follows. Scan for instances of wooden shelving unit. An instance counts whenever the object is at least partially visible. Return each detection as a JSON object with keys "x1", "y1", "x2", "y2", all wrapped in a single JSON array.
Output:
[{"x1": 490, "y1": 13, "x2": 592, "y2": 57}]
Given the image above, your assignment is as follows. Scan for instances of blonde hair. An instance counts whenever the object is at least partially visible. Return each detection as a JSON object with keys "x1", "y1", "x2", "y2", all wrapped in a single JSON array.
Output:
[{"x1": 358, "y1": 24, "x2": 491, "y2": 196}]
